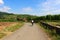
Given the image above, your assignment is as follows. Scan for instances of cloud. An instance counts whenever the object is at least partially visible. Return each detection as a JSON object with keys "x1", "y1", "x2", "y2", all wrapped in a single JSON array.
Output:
[
  {"x1": 38, "y1": 0, "x2": 60, "y2": 15},
  {"x1": 0, "y1": 0, "x2": 4, "y2": 4},
  {"x1": 0, "y1": 6, "x2": 11, "y2": 12},
  {"x1": 19, "y1": 7, "x2": 36, "y2": 15},
  {"x1": 21, "y1": 7, "x2": 33, "y2": 13}
]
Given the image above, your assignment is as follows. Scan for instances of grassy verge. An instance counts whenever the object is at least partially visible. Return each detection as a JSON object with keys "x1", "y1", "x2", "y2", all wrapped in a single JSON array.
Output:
[
  {"x1": 0, "y1": 22, "x2": 24, "y2": 39},
  {"x1": 38, "y1": 23, "x2": 60, "y2": 40},
  {"x1": 4, "y1": 22, "x2": 23, "y2": 32},
  {"x1": 0, "y1": 32, "x2": 6, "y2": 39}
]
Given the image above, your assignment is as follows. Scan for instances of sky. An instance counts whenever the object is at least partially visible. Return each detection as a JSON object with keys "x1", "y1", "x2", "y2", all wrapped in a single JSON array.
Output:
[{"x1": 0, "y1": 0, "x2": 60, "y2": 16}]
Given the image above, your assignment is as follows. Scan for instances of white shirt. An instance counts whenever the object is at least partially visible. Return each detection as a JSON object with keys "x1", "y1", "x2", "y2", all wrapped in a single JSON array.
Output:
[{"x1": 32, "y1": 20, "x2": 34, "y2": 22}]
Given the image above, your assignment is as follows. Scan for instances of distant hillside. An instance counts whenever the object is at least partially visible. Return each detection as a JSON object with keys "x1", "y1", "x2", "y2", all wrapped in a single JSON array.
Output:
[
  {"x1": 0, "y1": 12, "x2": 60, "y2": 22},
  {"x1": 0, "y1": 12, "x2": 17, "y2": 22},
  {"x1": 0, "y1": 12, "x2": 14, "y2": 15},
  {"x1": 0, "y1": 12, "x2": 38, "y2": 22}
]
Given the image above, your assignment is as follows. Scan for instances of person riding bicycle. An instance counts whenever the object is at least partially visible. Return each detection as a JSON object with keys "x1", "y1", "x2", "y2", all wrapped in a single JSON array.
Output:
[{"x1": 31, "y1": 20, "x2": 34, "y2": 26}]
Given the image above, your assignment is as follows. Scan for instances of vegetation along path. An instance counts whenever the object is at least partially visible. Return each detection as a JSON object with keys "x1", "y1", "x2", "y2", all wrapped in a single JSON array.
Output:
[{"x1": 1, "y1": 23, "x2": 50, "y2": 40}]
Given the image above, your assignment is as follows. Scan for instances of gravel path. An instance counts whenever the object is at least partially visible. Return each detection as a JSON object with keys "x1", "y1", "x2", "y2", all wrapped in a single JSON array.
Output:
[{"x1": 1, "y1": 23, "x2": 50, "y2": 40}]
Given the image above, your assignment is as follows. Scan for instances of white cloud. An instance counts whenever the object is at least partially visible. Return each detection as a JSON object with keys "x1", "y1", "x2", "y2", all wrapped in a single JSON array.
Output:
[
  {"x1": 19, "y1": 7, "x2": 36, "y2": 15},
  {"x1": 0, "y1": 0, "x2": 4, "y2": 4},
  {"x1": 38, "y1": 0, "x2": 60, "y2": 15},
  {"x1": 21, "y1": 7, "x2": 33, "y2": 12},
  {"x1": 0, "y1": 6, "x2": 11, "y2": 12}
]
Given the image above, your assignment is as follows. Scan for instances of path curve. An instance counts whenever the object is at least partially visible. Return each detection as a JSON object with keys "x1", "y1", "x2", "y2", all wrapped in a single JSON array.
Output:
[{"x1": 1, "y1": 23, "x2": 50, "y2": 40}]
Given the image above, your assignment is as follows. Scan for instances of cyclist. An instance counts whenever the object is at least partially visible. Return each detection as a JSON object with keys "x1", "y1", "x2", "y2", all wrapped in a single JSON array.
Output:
[{"x1": 31, "y1": 20, "x2": 34, "y2": 26}]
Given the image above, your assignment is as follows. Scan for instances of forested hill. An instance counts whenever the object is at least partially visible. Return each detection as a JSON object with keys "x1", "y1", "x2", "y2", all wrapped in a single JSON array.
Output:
[
  {"x1": 0, "y1": 12, "x2": 38, "y2": 22},
  {"x1": 0, "y1": 12, "x2": 14, "y2": 15},
  {"x1": 0, "y1": 11, "x2": 60, "y2": 22},
  {"x1": 0, "y1": 12, "x2": 16, "y2": 22}
]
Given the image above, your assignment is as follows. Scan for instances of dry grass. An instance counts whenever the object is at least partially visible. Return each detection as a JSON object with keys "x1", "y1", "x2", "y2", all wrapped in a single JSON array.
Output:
[
  {"x1": 0, "y1": 22, "x2": 17, "y2": 31},
  {"x1": 0, "y1": 22, "x2": 23, "y2": 39},
  {"x1": 46, "y1": 22, "x2": 60, "y2": 26}
]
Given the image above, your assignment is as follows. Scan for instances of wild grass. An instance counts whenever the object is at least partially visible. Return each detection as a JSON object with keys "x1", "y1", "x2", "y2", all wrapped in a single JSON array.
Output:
[
  {"x1": 39, "y1": 22, "x2": 60, "y2": 40},
  {"x1": 0, "y1": 22, "x2": 23, "y2": 39},
  {"x1": 4, "y1": 22, "x2": 23, "y2": 32},
  {"x1": 0, "y1": 32, "x2": 6, "y2": 39}
]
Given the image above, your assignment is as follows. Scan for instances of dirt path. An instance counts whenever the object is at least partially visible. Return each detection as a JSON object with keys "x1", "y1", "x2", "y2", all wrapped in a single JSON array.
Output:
[{"x1": 1, "y1": 23, "x2": 50, "y2": 40}]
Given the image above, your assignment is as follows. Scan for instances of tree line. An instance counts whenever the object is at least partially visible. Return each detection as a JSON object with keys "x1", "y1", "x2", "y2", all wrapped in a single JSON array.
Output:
[
  {"x1": 33, "y1": 15, "x2": 60, "y2": 22},
  {"x1": 0, "y1": 12, "x2": 60, "y2": 22}
]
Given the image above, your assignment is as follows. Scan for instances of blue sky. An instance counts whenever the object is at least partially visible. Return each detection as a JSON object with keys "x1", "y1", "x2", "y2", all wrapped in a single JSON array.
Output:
[{"x1": 0, "y1": 0, "x2": 60, "y2": 16}]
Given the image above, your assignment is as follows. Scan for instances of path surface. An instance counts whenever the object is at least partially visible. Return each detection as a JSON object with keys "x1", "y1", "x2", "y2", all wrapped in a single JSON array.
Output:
[{"x1": 1, "y1": 23, "x2": 50, "y2": 40}]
